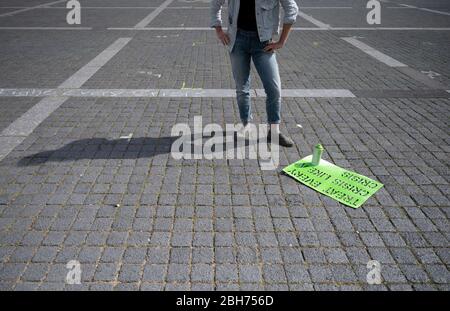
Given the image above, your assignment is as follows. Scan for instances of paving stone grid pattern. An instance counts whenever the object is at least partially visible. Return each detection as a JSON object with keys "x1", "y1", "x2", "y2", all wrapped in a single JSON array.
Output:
[{"x1": 0, "y1": 0, "x2": 449, "y2": 291}]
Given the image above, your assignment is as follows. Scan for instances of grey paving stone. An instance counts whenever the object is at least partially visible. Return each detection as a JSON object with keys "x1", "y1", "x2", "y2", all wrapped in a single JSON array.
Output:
[
  {"x1": 171, "y1": 232, "x2": 193, "y2": 247},
  {"x1": 193, "y1": 232, "x2": 214, "y2": 247},
  {"x1": 368, "y1": 248, "x2": 396, "y2": 264},
  {"x1": 280, "y1": 247, "x2": 304, "y2": 264},
  {"x1": 424, "y1": 265, "x2": 450, "y2": 284},
  {"x1": 32, "y1": 247, "x2": 59, "y2": 263},
  {"x1": 89, "y1": 283, "x2": 114, "y2": 291},
  {"x1": 170, "y1": 247, "x2": 191, "y2": 264},
  {"x1": 114, "y1": 283, "x2": 139, "y2": 291},
  {"x1": 390, "y1": 248, "x2": 418, "y2": 264},
  {"x1": 140, "y1": 283, "x2": 164, "y2": 291},
  {"x1": 285, "y1": 264, "x2": 310, "y2": 283},
  {"x1": 21, "y1": 263, "x2": 48, "y2": 282},
  {"x1": 215, "y1": 247, "x2": 236, "y2": 264},
  {"x1": 192, "y1": 248, "x2": 214, "y2": 264},
  {"x1": 191, "y1": 264, "x2": 214, "y2": 283},
  {"x1": 101, "y1": 247, "x2": 125, "y2": 263},
  {"x1": 262, "y1": 264, "x2": 287, "y2": 283},
  {"x1": 359, "y1": 232, "x2": 386, "y2": 247},
  {"x1": 331, "y1": 265, "x2": 357, "y2": 283},
  {"x1": 399, "y1": 264, "x2": 430, "y2": 283},
  {"x1": 78, "y1": 247, "x2": 102, "y2": 263},
  {"x1": 308, "y1": 265, "x2": 334, "y2": 283},
  {"x1": 14, "y1": 282, "x2": 40, "y2": 291},
  {"x1": 325, "y1": 248, "x2": 349, "y2": 264},
  {"x1": 118, "y1": 264, "x2": 142, "y2": 283},
  {"x1": 123, "y1": 247, "x2": 147, "y2": 264},
  {"x1": 239, "y1": 265, "x2": 262, "y2": 283},
  {"x1": 380, "y1": 265, "x2": 407, "y2": 283},
  {"x1": 303, "y1": 248, "x2": 327, "y2": 264},
  {"x1": 39, "y1": 282, "x2": 65, "y2": 291},
  {"x1": 260, "y1": 248, "x2": 283, "y2": 264},
  {"x1": 388, "y1": 284, "x2": 413, "y2": 291},
  {"x1": 10, "y1": 246, "x2": 37, "y2": 262},
  {"x1": 0, "y1": 263, "x2": 26, "y2": 281},
  {"x1": 237, "y1": 247, "x2": 258, "y2": 263},
  {"x1": 142, "y1": 264, "x2": 167, "y2": 282},
  {"x1": 216, "y1": 264, "x2": 238, "y2": 283},
  {"x1": 166, "y1": 264, "x2": 190, "y2": 283},
  {"x1": 413, "y1": 248, "x2": 442, "y2": 264},
  {"x1": 94, "y1": 263, "x2": 119, "y2": 282}
]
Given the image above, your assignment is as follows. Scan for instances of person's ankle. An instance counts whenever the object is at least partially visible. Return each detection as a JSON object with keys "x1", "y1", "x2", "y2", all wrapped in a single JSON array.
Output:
[{"x1": 269, "y1": 123, "x2": 280, "y2": 134}]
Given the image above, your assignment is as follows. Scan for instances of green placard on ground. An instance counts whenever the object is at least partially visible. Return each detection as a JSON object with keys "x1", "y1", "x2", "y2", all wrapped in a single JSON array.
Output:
[{"x1": 282, "y1": 155, "x2": 383, "y2": 209}]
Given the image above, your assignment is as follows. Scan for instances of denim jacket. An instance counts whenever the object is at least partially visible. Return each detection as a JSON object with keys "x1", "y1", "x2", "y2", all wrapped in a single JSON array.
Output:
[{"x1": 210, "y1": 0, "x2": 299, "y2": 51}]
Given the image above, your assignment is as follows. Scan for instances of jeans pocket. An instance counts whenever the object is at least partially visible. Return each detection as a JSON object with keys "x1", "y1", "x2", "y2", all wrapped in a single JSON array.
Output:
[{"x1": 262, "y1": 38, "x2": 273, "y2": 47}]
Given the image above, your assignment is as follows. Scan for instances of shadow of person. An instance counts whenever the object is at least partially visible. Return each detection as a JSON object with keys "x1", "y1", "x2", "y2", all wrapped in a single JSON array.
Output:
[
  {"x1": 17, "y1": 136, "x2": 179, "y2": 167},
  {"x1": 17, "y1": 131, "x2": 263, "y2": 167}
]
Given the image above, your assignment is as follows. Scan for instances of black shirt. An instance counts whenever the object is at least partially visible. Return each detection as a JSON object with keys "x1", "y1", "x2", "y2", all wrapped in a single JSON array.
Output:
[{"x1": 237, "y1": 0, "x2": 258, "y2": 31}]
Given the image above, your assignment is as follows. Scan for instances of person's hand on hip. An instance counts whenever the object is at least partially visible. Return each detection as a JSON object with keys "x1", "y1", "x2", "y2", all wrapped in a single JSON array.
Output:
[
  {"x1": 263, "y1": 41, "x2": 284, "y2": 53},
  {"x1": 215, "y1": 26, "x2": 230, "y2": 45}
]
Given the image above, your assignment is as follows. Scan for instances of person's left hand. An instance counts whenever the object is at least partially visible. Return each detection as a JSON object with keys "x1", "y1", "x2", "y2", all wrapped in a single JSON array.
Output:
[{"x1": 263, "y1": 41, "x2": 284, "y2": 53}]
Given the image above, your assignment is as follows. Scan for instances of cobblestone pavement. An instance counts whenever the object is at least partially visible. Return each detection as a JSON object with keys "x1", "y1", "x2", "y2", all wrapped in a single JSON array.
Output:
[{"x1": 0, "y1": 0, "x2": 449, "y2": 291}]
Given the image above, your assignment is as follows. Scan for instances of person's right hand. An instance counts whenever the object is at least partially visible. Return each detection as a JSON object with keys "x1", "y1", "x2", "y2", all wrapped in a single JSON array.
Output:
[{"x1": 215, "y1": 27, "x2": 230, "y2": 45}]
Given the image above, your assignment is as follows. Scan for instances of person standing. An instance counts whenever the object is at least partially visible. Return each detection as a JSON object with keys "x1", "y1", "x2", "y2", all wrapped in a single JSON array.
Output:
[{"x1": 210, "y1": 0, "x2": 299, "y2": 147}]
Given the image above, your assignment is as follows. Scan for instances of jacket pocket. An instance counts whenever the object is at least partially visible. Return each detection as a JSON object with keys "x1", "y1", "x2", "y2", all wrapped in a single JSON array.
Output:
[
  {"x1": 260, "y1": 0, "x2": 279, "y2": 10},
  {"x1": 260, "y1": 0, "x2": 279, "y2": 28}
]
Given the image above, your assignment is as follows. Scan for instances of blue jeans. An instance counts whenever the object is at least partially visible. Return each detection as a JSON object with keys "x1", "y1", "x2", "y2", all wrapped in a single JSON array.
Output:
[{"x1": 230, "y1": 29, "x2": 281, "y2": 124}]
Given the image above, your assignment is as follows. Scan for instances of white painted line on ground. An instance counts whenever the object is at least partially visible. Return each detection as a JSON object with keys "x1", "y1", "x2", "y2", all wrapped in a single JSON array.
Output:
[
  {"x1": 134, "y1": 0, "x2": 174, "y2": 28},
  {"x1": 0, "y1": 6, "x2": 354, "y2": 10},
  {"x1": 59, "y1": 37, "x2": 131, "y2": 88},
  {"x1": 0, "y1": 37, "x2": 132, "y2": 162},
  {"x1": 107, "y1": 27, "x2": 450, "y2": 31},
  {"x1": 301, "y1": 7, "x2": 352, "y2": 9},
  {"x1": 341, "y1": 37, "x2": 408, "y2": 67},
  {"x1": 0, "y1": 97, "x2": 69, "y2": 163},
  {"x1": 1, "y1": 96, "x2": 69, "y2": 137},
  {"x1": 0, "y1": 88, "x2": 56, "y2": 96},
  {"x1": 280, "y1": 89, "x2": 356, "y2": 98},
  {"x1": 0, "y1": 0, "x2": 66, "y2": 17},
  {"x1": 159, "y1": 89, "x2": 237, "y2": 97},
  {"x1": 62, "y1": 89, "x2": 160, "y2": 97},
  {"x1": 324, "y1": 27, "x2": 450, "y2": 31},
  {"x1": 297, "y1": 10, "x2": 330, "y2": 29},
  {"x1": 53, "y1": 6, "x2": 160, "y2": 9},
  {"x1": 399, "y1": 3, "x2": 450, "y2": 16},
  {"x1": 109, "y1": 27, "x2": 217, "y2": 30},
  {"x1": 419, "y1": 7, "x2": 450, "y2": 16},
  {"x1": 0, "y1": 27, "x2": 92, "y2": 30},
  {"x1": 0, "y1": 88, "x2": 356, "y2": 98},
  {"x1": 398, "y1": 4, "x2": 416, "y2": 8},
  {"x1": 255, "y1": 88, "x2": 356, "y2": 98},
  {"x1": 0, "y1": 6, "x2": 159, "y2": 9},
  {"x1": 0, "y1": 136, "x2": 28, "y2": 161},
  {"x1": 342, "y1": 37, "x2": 446, "y2": 88},
  {"x1": 165, "y1": 6, "x2": 210, "y2": 9}
]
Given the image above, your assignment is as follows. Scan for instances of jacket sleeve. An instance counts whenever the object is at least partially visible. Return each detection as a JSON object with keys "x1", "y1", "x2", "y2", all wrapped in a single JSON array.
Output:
[
  {"x1": 280, "y1": 0, "x2": 299, "y2": 24},
  {"x1": 210, "y1": 0, "x2": 226, "y2": 28}
]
